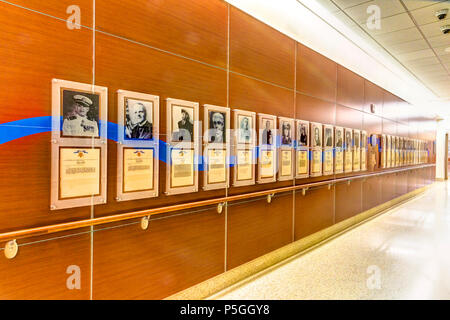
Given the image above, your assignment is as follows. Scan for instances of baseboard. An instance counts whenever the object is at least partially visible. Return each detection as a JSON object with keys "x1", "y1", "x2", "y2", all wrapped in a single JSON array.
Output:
[{"x1": 165, "y1": 182, "x2": 435, "y2": 300}]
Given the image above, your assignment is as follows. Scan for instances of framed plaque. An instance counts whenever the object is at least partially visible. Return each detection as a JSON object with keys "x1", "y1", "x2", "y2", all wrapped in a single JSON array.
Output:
[
  {"x1": 116, "y1": 90, "x2": 159, "y2": 201},
  {"x1": 334, "y1": 126, "x2": 344, "y2": 174},
  {"x1": 353, "y1": 129, "x2": 361, "y2": 172},
  {"x1": 296, "y1": 120, "x2": 309, "y2": 179},
  {"x1": 391, "y1": 136, "x2": 396, "y2": 167},
  {"x1": 203, "y1": 104, "x2": 230, "y2": 190},
  {"x1": 310, "y1": 122, "x2": 323, "y2": 177},
  {"x1": 51, "y1": 79, "x2": 108, "y2": 210},
  {"x1": 323, "y1": 124, "x2": 334, "y2": 176},
  {"x1": 344, "y1": 128, "x2": 353, "y2": 173},
  {"x1": 278, "y1": 117, "x2": 294, "y2": 181},
  {"x1": 369, "y1": 134, "x2": 379, "y2": 171},
  {"x1": 233, "y1": 109, "x2": 256, "y2": 187},
  {"x1": 258, "y1": 113, "x2": 277, "y2": 183},
  {"x1": 361, "y1": 130, "x2": 367, "y2": 171},
  {"x1": 165, "y1": 98, "x2": 199, "y2": 195},
  {"x1": 381, "y1": 134, "x2": 387, "y2": 168},
  {"x1": 386, "y1": 135, "x2": 391, "y2": 168}
]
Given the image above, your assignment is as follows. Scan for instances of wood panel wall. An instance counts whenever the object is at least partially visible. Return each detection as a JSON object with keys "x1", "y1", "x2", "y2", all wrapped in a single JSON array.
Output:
[{"x1": 0, "y1": 0, "x2": 437, "y2": 299}]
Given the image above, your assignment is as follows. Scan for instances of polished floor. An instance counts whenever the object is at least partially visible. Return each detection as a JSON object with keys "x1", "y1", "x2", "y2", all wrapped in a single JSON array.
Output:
[{"x1": 210, "y1": 181, "x2": 450, "y2": 300}]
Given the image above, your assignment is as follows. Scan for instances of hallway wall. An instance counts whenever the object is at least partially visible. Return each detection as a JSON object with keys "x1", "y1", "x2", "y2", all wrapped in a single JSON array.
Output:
[{"x1": 0, "y1": 0, "x2": 436, "y2": 299}]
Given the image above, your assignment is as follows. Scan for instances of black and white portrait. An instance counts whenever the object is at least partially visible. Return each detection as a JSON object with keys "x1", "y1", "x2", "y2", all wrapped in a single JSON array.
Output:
[
  {"x1": 262, "y1": 118, "x2": 274, "y2": 145},
  {"x1": 345, "y1": 131, "x2": 352, "y2": 149},
  {"x1": 298, "y1": 123, "x2": 308, "y2": 147},
  {"x1": 208, "y1": 111, "x2": 226, "y2": 143},
  {"x1": 172, "y1": 105, "x2": 194, "y2": 142},
  {"x1": 281, "y1": 121, "x2": 292, "y2": 146},
  {"x1": 312, "y1": 126, "x2": 322, "y2": 147},
  {"x1": 354, "y1": 133, "x2": 360, "y2": 148},
  {"x1": 62, "y1": 89, "x2": 99, "y2": 137},
  {"x1": 335, "y1": 129, "x2": 343, "y2": 148},
  {"x1": 325, "y1": 128, "x2": 333, "y2": 147},
  {"x1": 238, "y1": 115, "x2": 252, "y2": 144},
  {"x1": 124, "y1": 98, "x2": 153, "y2": 140}
]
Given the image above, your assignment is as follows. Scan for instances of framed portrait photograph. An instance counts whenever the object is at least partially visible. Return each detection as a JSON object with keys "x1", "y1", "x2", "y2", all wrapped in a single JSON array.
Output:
[
  {"x1": 51, "y1": 79, "x2": 108, "y2": 210},
  {"x1": 233, "y1": 109, "x2": 256, "y2": 187},
  {"x1": 323, "y1": 125, "x2": 334, "y2": 148},
  {"x1": 259, "y1": 114, "x2": 277, "y2": 146},
  {"x1": 361, "y1": 130, "x2": 368, "y2": 171},
  {"x1": 334, "y1": 126, "x2": 344, "y2": 174},
  {"x1": 278, "y1": 117, "x2": 294, "y2": 181},
  {"x1": 353, "y1": 129, "x2": 361, "y2": 172},
  {"x1": 203, "y1": 104, "x2": 230, "y2": 191},
  {"x1": 310, "y1": 122, "x2": 323, "y2": 148},
  {"x1": 258, "y1": 113, "x2": 277, "y2": 184},
  {"x1": 295, "y1": 120, "x2": 309, "y2": 179},
  {"x1": 166, "y1": 98, "x2": 199, "y2": 195},
  {"x1": 310, "y1": 122, "x2": 323, "y2": 177},
  {"x1": 344, "y1": 128, "x2": 353, "y2": 173},
  {"x1": 116, "y1": 90, "x2": 159, "y2": 201},
  {"x1": 323, "y1": 124, "x2": 334, "y2": 176},
  {"x1": 381, "y1": 134, "x2": 387, "y2": 168}
]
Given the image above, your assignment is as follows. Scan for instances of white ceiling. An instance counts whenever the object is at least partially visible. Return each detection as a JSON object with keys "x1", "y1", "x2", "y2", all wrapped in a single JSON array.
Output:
[{"x1": 321, "y1": 0, "x2": 450, "y2": 100}]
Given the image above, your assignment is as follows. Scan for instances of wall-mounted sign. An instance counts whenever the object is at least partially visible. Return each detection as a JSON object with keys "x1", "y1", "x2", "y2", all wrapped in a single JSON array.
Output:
[
  {"x1": 257, "y1": 113, "x2": 277, "y2": 183},
  {"x1": 233, "y1": 109, "x2": 256, "y2": 187},
  {"x1": 310, "y1": 122, "x2": 323, "y2": 177},
  {"x1": 165, "y1": 98, "x2": 199, "y2": 195},
  {"x1": 278, "y1": 117, "x2": 294, "y2": 181},
  {"x1": 203, "y1": 104, "x2": 230, "y2": 191},
  {"x1": 51, "y1": 79, "x2": 108, "y2": 210},
  {"x1": 323, "y1": 124, "x2": 334, "y2": 176},
  {"x1": 116, "y1": 90, "x2": 159, "y2": 201},
  {"x1": 344, "y1": 128, "x2": 353, "y2": 173},
  {"x1": 296, "y1": 119, "x2": 309, "y2": 179}
]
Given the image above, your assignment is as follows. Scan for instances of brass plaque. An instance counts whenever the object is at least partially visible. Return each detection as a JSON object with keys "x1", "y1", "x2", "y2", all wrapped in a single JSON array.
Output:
[
  {"x1": 280, "y1": 150, "x2": 292, "y2": 177},
  {"x1": 344, "y1": 151, "x2": 353, "y2": 173},
  {"x1": 296, "y1": 150, "x2": 308, "y2": 175},
  {"x1": 236, "y1": 149, "x2": 252, "y2": 181},
  {"x1": 260, "y1": 150, "x2": 274, "y2": 178},
  {"x1": 323, "y1": 149, "x2": 333, "y2": 174},
  {"x1": 311, "y1": 150, "x2": 322, "y2": 174},
  {"x1": 335, "y1": 149, "x2": 344, "y2": 173}
]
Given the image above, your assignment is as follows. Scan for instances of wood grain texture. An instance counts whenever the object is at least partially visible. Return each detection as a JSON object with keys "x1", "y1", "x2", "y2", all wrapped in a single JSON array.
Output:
[
  {"x1": 362, "y1": 176, "x2": 382, "y2": 211},
  {"x1": 96, "y1": 0, "x2": 228, "y2": 68},
  {"x1": 296, "y1": 93, "x2": 335, "y2": 125},
  {"x1": 335, "y1": 180, "x2": 363, "y2": 223},
  {"x1": 0, "y1": 230, "x2": 90, "y2": 299},
  {"x1": 294, "y1": 186, "x2": 334, "y2": 240},
  {"x1": 227, "y1": 192, "x2": 293, "y2": 270},
  {"x1": 337, "y1": 66, "x2": 364, "y2": 111},
  {"x1": 336, "y1": 104, "x2": 363, "y2": 130},
  {"x1": 297, "y1": 44, "x2": 337, "y2": 102},
  {"x1": 92, "y1": 208, "x2": 224, "y2": 299},
  {"x1": 230, "y1": 6, "x2": 296, "y2": 88}
]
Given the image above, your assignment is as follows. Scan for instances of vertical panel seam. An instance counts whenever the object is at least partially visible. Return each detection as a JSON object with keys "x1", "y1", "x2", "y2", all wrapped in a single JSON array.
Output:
[{"x1": 224, "y1": 2, "x2": 230, "y2": 273}]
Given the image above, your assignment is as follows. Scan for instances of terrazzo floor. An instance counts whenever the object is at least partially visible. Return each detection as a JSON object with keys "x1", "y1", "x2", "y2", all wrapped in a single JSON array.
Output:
[{"x1": 210, "y1": 181, "x2": 450, "y2": 300}]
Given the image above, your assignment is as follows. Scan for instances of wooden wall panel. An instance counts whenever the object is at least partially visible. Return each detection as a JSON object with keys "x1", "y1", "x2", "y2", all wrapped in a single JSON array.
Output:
[
  {"x1": 294, "y1": 186, "x2": 334, "y2": 240},
  {"x1": 230, "y1": 7, "x2": 296, "y2": 88},
  {"x1": 0, "y1": 231, "x2": 90, "y2": 299},
  {"x1": 336, "y1": 104, "x2": 363, "y2": 130},
  {"x1": 0, "y1": 4, "x2": 92, "y2": 231},
  {"x1": 337, "y1": 66, "x2": 364, "y2": 111},
  {"x1": 362, "y1": 176, "x2": 382, "y2": 212},
  {"x1": 383, "y1": 118, "x2": 397, "y2": 136},
  {"x1": 382, "y1": 173, "x2": 396, "y2": 203},
  {"x1": 364, "y1": 81, "x2": 383, "y2": 115},
  {"x1": 382, "y1": 92, "x2": 398, "y2": 122},
  {"x1": 335, "y1": 180, "x2": 363, "y2": 223},
  {"x1": 296, "y1": 93, "x2": 335, "y2": 125},
  {"x1": 93, "y1": 208, "x2": 224, "y2": 299},
  {"x1": 297, "y1": 44, "x2": 337, "y2": 102},
  {"x1": 227, "y1": 193, "x2": 293, "y2": 270},
  {"x1": 395, "y1": 171, "x2": 408, "y2": 197},
  {"x1": 94, "y1": 31, "x2": 228, "y2": 217},
  {"x1": 96, "y1": 0, "x2": 228, "y2": 68},
  {"x1": 363, "y1": 113, "x2": 382, "y2": 136}
]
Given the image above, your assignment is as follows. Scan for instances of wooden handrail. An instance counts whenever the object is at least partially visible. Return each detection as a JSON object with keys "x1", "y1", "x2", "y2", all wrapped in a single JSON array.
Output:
[{"x1": 0, "y1": 164, "x2": 435, "y2": 243}]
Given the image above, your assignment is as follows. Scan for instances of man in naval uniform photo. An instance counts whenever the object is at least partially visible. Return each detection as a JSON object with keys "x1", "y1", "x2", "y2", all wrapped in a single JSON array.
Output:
[{"x1": 62, "y1": 93, "x2": 99, "y2": 137}]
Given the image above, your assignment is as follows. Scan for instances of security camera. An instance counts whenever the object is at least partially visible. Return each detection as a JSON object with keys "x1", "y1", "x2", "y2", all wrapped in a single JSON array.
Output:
[
  {"x1": 441, "y1": 25, "x2": 450, "y2": 34},
  {"x1": 436, "y1": 9, "x2": 448, "y2": 20}
]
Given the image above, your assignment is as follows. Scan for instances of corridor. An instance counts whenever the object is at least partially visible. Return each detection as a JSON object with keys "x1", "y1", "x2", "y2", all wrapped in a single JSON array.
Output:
[{"x1": 211, "y1": 181, "x2": 450, "y2": 300}]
